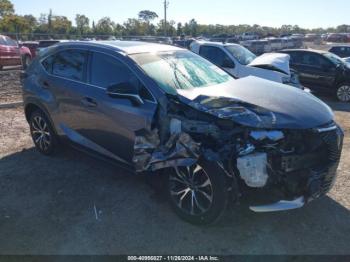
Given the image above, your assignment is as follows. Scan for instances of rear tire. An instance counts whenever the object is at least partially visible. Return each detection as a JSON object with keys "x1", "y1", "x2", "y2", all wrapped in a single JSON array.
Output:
[
  {"x1": 22, "y1": 55, "x2": 31, "y2": 70},
  {"x1": 166, "y1": 158, "x2": 228, "y2": 225},
  {"x1": 336, "y1": 83, "x2": 350, "y2": 102},
  {"x1": 29, "y1": 110, "x2": 59, "y2": 156}
]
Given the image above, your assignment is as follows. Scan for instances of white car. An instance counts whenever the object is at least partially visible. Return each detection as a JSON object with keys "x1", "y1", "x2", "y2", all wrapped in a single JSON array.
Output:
[
  {"x1": 343, "y1": 57, "x2": 350, "y2": 64},
  {"x1": 190, "y1": 41, "x2": 302, "y2": 88}
]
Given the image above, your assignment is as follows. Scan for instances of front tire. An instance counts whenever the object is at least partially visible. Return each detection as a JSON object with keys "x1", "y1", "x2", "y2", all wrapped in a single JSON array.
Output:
[
  {"x1": 336, "y1": 84, "x2": 350, "y2": 102},
  {"x1": 166, "y1": 158, "x2": 228, "y2": 225},
  {"x1": 29, "y1": 110, "x2": 59, "y2": 155}
]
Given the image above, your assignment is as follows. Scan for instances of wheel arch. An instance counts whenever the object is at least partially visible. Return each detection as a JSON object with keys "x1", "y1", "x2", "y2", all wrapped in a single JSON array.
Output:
[{"x1": 24, "y1": 102, "x2": 58, "y2": 134}]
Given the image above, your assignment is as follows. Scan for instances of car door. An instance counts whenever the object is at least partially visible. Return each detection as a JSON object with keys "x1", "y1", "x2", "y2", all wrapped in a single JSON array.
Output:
[
  {"x1": 289, "y1": 52, "x2": 335, "y2": 91},
  {"x1": 199, "y1": 45, "x2": 237, "y2": 77},
  {"x1": 4, "y1": 36, "x2": 21, "y2": 66},
  {"x1": 78, "y1": 51, "x2": 158, "y2": 164}
]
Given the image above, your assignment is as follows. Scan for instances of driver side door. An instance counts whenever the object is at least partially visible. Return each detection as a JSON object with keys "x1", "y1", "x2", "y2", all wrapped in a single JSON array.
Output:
[{"x1": 77, "y1": 51, "x2": 157, "y2": 165}]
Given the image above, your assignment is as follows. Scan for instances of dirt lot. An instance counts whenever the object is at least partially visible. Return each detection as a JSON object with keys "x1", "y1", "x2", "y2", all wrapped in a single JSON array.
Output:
[{"x1": 0, "y1": 71, "x2": 350, "y2": 255}]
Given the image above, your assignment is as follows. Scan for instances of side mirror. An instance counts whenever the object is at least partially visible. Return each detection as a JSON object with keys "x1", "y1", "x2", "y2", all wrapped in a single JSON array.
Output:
[
  {"x1": 222, "y1": 58, "x2": 235, "y2": 69},
  {"x1": 106, "y1": 82, "x2": 143, "y2": 106}
]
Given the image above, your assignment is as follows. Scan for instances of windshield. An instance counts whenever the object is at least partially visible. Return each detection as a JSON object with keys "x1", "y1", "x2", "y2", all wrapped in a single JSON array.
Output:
[
  {"x1": 131, "y1": 50, "x2": 232, "y2": 95},
  {"x1": 224, "y1": 45, "x2": 256, "y2": 65},
  {"x1": 323, "y1": 52, "x2": 345, "y2": 66}
]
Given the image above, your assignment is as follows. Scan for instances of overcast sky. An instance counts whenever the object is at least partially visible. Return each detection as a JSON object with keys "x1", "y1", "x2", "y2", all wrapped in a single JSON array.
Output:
[{"x1": 11, "y1": 0, "x2": 349, "y2": 28}]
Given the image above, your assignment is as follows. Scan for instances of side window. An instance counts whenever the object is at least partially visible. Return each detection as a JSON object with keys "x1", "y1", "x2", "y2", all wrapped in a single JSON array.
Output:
[
  {"x1": 42, "y1": 56, "x2": 54, "y2": 73},
  {"x1": 199, "y1": 46, "x2": 232, "y2": 67},
  {"x1": 90, "y1": 52, "x2": 153, "y2": 101},
  {"x1": 52, "y1": 50, "x2": 87, "y2": 81},
  {"x1": 0, "y1": 36, "x2": 6, "y2": 45},
  {"x1": 4, "y1": 37, "x2": 17, "y2": 47},
  {"x1": 289, "y1": 52, "x2": 302, "y2": 64}
]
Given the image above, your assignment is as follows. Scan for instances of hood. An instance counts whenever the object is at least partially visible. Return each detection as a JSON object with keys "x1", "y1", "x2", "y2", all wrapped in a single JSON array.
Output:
[
  {"x1": 176, "y1": 77, "x2": 334, "y2": 129},
  {"x1": 248, "y1": 53, "x2": 290, "y2": 75}
]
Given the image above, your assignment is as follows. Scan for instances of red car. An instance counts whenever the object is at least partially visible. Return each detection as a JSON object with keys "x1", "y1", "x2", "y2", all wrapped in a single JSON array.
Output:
[
  {"x1": 0, "y1": 35, "x2": 32, "y2": 70},
  {"x1": 20, "y1": 41, "x2": 39, "y2": 58}
]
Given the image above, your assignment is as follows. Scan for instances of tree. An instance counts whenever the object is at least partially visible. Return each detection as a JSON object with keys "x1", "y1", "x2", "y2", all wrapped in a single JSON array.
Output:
[
  {"x1": 75, "y1": 14, "x2": 90, "y2": 35},
  {"x1": 0, "y1": 0, "x2": 14, "y2": 18},
  {"x1": 51, "y1": 15, "x2": 71, "y2": 35},
  {"x1": 138, "y1": 10, "x2": 158, "y2": 23},
  {"x1": 189, "y1": 19, "x2": 198, "y2": 36},
  {"x1": 96, "y1": 17, "x2": 114, "y2": 35}
]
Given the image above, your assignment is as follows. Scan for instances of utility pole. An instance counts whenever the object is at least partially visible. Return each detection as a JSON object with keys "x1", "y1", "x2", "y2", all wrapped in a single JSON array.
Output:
[{"x1": 163, "y1": 0, "x2": 169, "y2": 36}]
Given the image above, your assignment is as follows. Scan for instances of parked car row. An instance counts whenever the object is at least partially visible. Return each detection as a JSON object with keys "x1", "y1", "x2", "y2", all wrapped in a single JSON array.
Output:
[
  {"x1": 21, "y1": 40, "x2": 344, "y2": 224},
  {"x1": 242, "y1": 37, "x2": 303, "y2": 55}
]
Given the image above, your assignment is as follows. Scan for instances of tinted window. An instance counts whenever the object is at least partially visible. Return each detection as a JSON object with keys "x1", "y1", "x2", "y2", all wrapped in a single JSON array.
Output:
[
  {"x1": 52, "y1": 50, "x2": 87, "y2": 81},
  {"x1": 42, "y1": 56, "x2": 54, "y2": 73},
  {"x1": 90, "y1": 52, "x2": 153, "y2": 101},
  {"x1": 301, "y1": 53, "x2": 331, "y2": 68},
  {"x1": 288, "y1": 52, "x2": 303, "y2": 64},
  {"x1": 199, "y1": 46, "x2": 232, "y2": 67}
]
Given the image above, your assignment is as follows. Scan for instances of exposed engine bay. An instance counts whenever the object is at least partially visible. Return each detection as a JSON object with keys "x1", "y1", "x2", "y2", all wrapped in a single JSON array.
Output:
[{"x1": 133, "y1": 93, "x2": 344, "y2": 209}]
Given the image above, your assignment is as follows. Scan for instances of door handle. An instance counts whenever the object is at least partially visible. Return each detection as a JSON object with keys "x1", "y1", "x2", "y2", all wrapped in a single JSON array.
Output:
[
  {"x1": 81, "y1": 97, "x2": 97, "y2": 108},
  {"x1": 42, "y1": 81, "x2": 50, "y2": 89}
]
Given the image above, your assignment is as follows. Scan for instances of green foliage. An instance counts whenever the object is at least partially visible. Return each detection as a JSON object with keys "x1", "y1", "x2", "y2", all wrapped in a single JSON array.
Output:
[
  {"x1": 0, "y1": 0, "x2": 14, "y2": 18},
  {"x1": 0, "y1": 0, "x2": 349, "y2": 39}
]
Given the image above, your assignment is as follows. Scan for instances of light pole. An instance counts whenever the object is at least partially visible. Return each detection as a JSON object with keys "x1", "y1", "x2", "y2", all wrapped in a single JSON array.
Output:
[{"x1": 164, "y1": 0, "x2": 169, "y2": 36}]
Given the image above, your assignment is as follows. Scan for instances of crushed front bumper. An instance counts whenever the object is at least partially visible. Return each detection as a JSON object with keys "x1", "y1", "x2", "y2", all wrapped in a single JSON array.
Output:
[{"x1": 248, "y1": 124, "x2": 344, "y2": 213}]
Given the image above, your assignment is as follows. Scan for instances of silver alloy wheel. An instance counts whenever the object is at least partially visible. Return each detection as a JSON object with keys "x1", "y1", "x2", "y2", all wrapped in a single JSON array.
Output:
[
  {"x1": 169, "y1": 164, "x2": 213, "y2": 215},
  {"x1": 31, "y1": 116, "x2": 51, "y2": 151},
  {"x1": 337, "y1": 85, "x2": 350, "y2": 102}
]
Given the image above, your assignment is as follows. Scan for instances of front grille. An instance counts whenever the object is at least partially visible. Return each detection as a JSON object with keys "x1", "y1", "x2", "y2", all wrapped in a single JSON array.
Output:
[{"x1": 308, "y1": 126, "x2": 344, "y2": 198}]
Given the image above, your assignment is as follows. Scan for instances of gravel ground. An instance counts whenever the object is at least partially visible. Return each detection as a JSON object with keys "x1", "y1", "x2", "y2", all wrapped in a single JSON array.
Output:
[{"x1": 0, "y1": 101, "x2": 349, "y2": 255}]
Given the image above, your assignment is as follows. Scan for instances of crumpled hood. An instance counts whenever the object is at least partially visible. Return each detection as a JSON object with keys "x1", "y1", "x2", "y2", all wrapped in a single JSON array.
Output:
[
  {"x1": 176, "y1": 76, "x2": 334, "y2": 129},
  {"x1": 248, "y1": 53, "x2": 290, "y2": 75}
]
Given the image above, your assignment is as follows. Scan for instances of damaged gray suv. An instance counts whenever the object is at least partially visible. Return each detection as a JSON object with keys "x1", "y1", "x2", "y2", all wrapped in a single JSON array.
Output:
[{"x1": 22, "y1": 41, "x2": 344, "y2": 224}]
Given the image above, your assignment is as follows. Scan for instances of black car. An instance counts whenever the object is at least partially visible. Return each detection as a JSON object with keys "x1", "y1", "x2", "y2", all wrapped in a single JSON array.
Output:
[
  {"x1": 281, "y1": 49, "x2": 350, "y2": 102},
  {"x1": 329, "y1": 45, "x2": 350, "y2": 58},
  {"x1": 21, "y1": 41, "x2": 344, "y2": 224}
]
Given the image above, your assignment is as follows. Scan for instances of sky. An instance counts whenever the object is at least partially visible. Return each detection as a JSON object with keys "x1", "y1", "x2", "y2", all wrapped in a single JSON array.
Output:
[{"x1": 11, "y1": 0, "x2": 350, "y2": 29}]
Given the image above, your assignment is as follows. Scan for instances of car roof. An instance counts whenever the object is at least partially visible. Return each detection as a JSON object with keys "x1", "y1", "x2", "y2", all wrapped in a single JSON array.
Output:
[
  {"x1": 281, "y1": 49, "x2": 328, "y2": 54},
  {"x1": 192, "y1": 40, "x2": 240, "y2": 48},
  {"x1": 55, "y1": 40, "x2": 182, "y2": 54}
]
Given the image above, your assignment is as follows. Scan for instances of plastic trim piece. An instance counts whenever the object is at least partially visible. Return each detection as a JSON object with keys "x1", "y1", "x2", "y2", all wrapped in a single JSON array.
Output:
[{"x1": 249, "y1": 196, "x2": 305, "y2": 213}]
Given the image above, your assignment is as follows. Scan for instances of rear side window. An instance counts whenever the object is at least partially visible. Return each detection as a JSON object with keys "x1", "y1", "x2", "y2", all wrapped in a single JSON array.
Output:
[
  {"x1": 51, "y1": 50, "x2": 87, "y2": 81},
  {"x1": 288, "y1": 52, "x2": 303, "y2": 64},
  {"x1": 90, "y1": 52, "x2": 153, "y2": 101},
  {"x1": 4, "y1": 37, "x2": 17, "y2": 46},
  {"x1": 199, "y1": 46, "x2": 231, "y2": 67},
  {"x1": 0, "y1": 36, "x2": 6, "y2": 45}
]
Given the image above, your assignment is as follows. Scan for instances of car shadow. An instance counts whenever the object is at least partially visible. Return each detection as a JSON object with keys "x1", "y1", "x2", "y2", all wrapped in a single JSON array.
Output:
[{"x1": 0, "y1": 147, "x2": 349, "y2": 255}]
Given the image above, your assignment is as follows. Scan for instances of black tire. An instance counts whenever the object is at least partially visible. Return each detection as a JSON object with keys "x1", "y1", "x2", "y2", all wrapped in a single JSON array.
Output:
[
  {"x1": 29, "y1": 110, "x2": 59, "y2": 155},
  {"x1": 22, "y1": 55, "x2": 31, "y2": 70},
  {"x1": 336, "y1": 83, "x2": 350, "y2": 102},
  {"x1": 166, "y1": 158, "x2": 228, "y2": 225}
]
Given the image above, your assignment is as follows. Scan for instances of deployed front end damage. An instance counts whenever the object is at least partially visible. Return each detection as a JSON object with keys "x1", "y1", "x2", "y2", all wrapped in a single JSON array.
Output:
[{"x1": 132, "y1": 92, "x2": 344, "y2": 213}]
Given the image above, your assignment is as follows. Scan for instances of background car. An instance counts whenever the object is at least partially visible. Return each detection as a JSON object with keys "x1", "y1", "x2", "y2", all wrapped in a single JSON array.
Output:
[
  {"x1": 20, "y1": 41, "x2": 39, "y2": 58},
  {"x1": 329, "y1": 45, "x2": 350, "y2": 58},
  {"x1": 190, "y1": 40, "x2": 302, "y2": 88},
  {"x1": 281, "y1": 49, "x2": 350, "y2": 102},
  {"x1": 0, "y1": 35, "x2": 32, "y2": 70}
]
